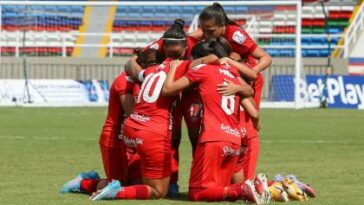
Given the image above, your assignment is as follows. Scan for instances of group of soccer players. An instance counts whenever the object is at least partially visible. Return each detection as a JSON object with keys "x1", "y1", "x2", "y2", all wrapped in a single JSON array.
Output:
[{"x1": 60, "y1": 3, "x2": 316, "y2": 204}]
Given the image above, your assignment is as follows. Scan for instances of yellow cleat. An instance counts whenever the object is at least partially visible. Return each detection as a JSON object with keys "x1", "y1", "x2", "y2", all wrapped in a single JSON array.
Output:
[
  {"x1": 268, "y1": 181, "x2": 289, "y2": 202},
  {"x1": 281, "y1": 178, "x2": 308, "y2": 201}
]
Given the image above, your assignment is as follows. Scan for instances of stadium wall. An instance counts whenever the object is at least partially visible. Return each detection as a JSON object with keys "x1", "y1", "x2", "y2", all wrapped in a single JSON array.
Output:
[{"x1": 0, "y1": 57, "x2": 348, "y2": 100}]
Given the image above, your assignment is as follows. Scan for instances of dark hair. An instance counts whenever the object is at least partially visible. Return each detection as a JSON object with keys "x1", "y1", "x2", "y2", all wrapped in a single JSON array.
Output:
[
  {"x1": 162, "y1": 19, "x2": 187, "y2": 47},
  {"x1": 199, "y1": 2, "x2": 238, "y2": 27},
  {"x1": 136, "y1": 49, "x2": 165, "y2": 69},
  {"x1": 191, "y1": 37, "x2": 232, "y2": 59}
]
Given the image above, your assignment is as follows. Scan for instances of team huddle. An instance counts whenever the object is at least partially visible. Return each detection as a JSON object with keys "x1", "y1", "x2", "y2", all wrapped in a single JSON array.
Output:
[{"x1": 60, "y1": 3, "x2": 316, "y2": 204}]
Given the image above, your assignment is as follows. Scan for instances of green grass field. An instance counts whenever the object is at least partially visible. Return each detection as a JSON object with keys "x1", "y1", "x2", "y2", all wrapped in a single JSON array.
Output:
[{"x1": 0, "y1": 108, "x2": 363, "y2": 205}]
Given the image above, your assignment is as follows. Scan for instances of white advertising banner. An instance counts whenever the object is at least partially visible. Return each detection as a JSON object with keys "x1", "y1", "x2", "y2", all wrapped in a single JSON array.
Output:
[{"x1": 0, "y1": 79, "x2": 109, "y2": 106}]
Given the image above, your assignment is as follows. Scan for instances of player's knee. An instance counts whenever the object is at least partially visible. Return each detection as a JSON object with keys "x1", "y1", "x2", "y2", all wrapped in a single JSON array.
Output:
[{"x1": 152, "y1": 187, "x2": 168, "y2": 199}]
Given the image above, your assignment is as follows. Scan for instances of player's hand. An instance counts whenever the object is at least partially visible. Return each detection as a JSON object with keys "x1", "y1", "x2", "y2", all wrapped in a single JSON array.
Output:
[
  {"x1": 219, "y1": 57, "x2": 231, "y2": 65},
  {"x1": 170, "y1": 59, "x2": 183, "y2": 70},
  {"x1": 217, "y1": 79, "x2": 240, "y2": 96}
]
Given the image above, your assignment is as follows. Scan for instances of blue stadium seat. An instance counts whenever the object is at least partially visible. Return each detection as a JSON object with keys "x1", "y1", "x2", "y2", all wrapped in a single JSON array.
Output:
[
  {"x1": 235, "y1": 6, "x2": 249, "y2": 13},
  {"x1": 141, "y1": 13, "x2": 155, "y2": 19},
  {"x1": 117, "y1": 6, "x2": 128, "y2": 13},
  {"x1": 57, "y1": 6, "x2": 71, "y2": 12},
  {"x1": 128, "y1": 6, "x2": 141, "y2": 13},
  {"x1": 223, "y1": 6, "x2": 235, "y2": 13},
  {"x1": 155, "y1": 6, "x2": 169, "y2": 13},
  {"x1": 182, "y1": 6, "x2": 196, "y2": 14},
  {"x1": 169, "y1": 6, "x2": 182, "y2": 13},
  {"x1": 266, "y1": 49, "x2": 280, "y2": 57},
  {"x1": 141, "y1": 6, "x2": 155, "y2": 13},
  {"x1": 280, "y1": 49, "x2": 295, "y2": 57}
]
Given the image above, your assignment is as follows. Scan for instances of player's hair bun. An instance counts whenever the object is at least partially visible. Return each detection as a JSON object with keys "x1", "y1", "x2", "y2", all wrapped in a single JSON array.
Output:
[
  {"x1": 212, "y1": 2, "x2": 223, "y2": 9},
  {"x1": 172, "y1": 19, "x2": 185, "y2": 30}
]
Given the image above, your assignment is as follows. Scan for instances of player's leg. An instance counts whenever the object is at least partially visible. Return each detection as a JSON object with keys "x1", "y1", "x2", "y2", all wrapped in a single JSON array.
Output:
[
  {"x1": 169, "y1": 99, "x2": 183, "y2": 197},
  {"x1": 75, "y1": 142, "x2": 129, "y2": 194},
  {"x1": 188, "y1": 141, "x2": 261, "y2": 202},
  {"x1": 231, "y1": 142, "x2": 247, "y2": 184},
  {"x1": 243, "y1": 135, "x2": 260, "y2": 180},
  {"x1": 241, "y1": 74, "x2": 263, "y2": 180},
  {"x1": 60, "y1": 170, "x2": 101, "y2": 194},
  {"x1": 91, "y1": 126, "x2": 171, "y2": 200},
  {"x1": 182, "y1": 99, "x2": 202, "y2": 154}
]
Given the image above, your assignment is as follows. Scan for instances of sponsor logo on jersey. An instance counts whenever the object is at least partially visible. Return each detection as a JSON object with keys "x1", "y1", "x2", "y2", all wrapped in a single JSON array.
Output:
[
  {"x1": 220, "y1": 123, "x2": 241, "y2": 137},
  {"x1": 219, "y1": 68, "x2": 235, "y2": 79},
  {"x1": 122, "y1": 136, "x2": 143, "y2": 147},
  {"x1": 130, "y1": 113, "x2": 150, "y2": 122},
  {"x1": 223, "y1": 146, "x2": 240, "y2": 157},
  {"x1": 232, "y1": 30, "x2": 246, "y2": 45}
]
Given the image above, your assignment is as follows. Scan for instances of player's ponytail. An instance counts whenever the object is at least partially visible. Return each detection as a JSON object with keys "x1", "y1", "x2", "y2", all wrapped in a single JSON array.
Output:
[
  {"x1": 199, "y1": 2, "x2": 238, "y2": 26},
  {"x1": 162, "y1": 19, "x2": 187, "y2": 47}
]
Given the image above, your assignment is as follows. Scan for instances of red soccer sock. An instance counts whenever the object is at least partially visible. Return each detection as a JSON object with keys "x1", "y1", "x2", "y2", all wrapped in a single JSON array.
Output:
[
  {"x1": 191, "y1": 187, "x2": 225, "y2": 202},
  {"x1": 243, "y1": 136, "x2": 260, "y2": 180},
  {"x1": 115, "y1": 185, "x2": 151, "y2": 199},
  {"x1": 80, "y1": 179, "x2": 101, "y2": 194},
  {"x1": 224, "y1": 183, "x2": 244, "y2": 201}
]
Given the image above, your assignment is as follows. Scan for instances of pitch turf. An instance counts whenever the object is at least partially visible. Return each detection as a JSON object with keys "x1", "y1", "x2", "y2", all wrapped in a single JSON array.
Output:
[{"x1": 0, "y1": 107, "x2": 363, "y2": 205}]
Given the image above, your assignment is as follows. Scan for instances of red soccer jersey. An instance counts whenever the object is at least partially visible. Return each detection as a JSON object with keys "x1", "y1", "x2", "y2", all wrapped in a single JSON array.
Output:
[
  {"x1": 144, "y1": 36, "x2": 198, "y2": 60},
  {"x1": 100, "y1": 72, "x2": 135, "y2": 147},
  {"x1": 224, "y1": 24, "x2": 257, "y2": 59},
  {"x1": 185, "y1": 63, "x2": 242, "y2": 145},
  {"x1": 124, "y1": 59, "x2": 191, "y2": 136}
]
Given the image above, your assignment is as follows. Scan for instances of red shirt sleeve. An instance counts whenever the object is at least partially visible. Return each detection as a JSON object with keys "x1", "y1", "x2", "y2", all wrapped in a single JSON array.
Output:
[
  {"x1": 185, "y1": 64, "x2": 208, "y2": 83},
  {"x1": 186, "y1": 36, "x2": 199, "y2": 59},
  {"x1": 113, "y1": 73, "x2": 134, "y2": 95},
  {"x1": 174, "y1": 60, "x2": 191, "y2": 79},
  {"x1": 226, "y1": 25, "x2": 257, "y2": 56}
]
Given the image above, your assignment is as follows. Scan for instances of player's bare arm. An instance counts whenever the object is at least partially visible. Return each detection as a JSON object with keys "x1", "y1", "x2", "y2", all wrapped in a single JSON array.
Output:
[
  {"x1": 219, "y1": 57, "x2": 257, "y2": 80},
  {"x1": 125, "y1": 55, "x2": 143, "y2": 80},
  {"x1": 189, "y1": 54, "x2": 219, "y2": 68},
  {"x1": 162, "y1": 60, "x2": 191, "y2": 96},
  {"x1": 241, "y1": 98, "x2": 260, "y2": 131},
  {"x1": 251, "y1": 47, "x2": 272, "y2": 73},
  {"x1": 217, "y1": 78, "x2": 253, "y2": 97}
]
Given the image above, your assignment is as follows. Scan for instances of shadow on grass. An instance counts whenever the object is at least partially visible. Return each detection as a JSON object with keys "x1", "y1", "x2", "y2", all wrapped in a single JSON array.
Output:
[{"x1": 165, "y1": 192, "x2": 190, "y2": 202}]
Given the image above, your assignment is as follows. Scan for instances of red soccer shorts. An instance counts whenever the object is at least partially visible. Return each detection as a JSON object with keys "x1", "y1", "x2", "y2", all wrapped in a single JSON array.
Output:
[
  {"x1": 189, "y1": 141, "x2": 240, "y2": 195},
  {"x1": 123, "y1": 125, "x2": 171, "y2": 179}
]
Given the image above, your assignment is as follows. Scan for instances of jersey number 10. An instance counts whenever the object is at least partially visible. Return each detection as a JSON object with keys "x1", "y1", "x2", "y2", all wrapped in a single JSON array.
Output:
[{"x1": 137, "y1": 72, "x2": 167, "y2": 103}]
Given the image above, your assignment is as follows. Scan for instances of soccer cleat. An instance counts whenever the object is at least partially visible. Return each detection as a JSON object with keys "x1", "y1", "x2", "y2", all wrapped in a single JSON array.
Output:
[
  {"x1": 281, "y1": 178, "x2": 308, "y2": 201},
  {"x1": 60, "y1": 172, "x2": 89, "y2": 193},
  {"x1": 253, "y1": 173, "x2": 271, "y2": 204},
  {"x1": 167, "y1": 183, "x2": 180, "y2": 198},
  {"x1": 88, "y1": 170, "x2": 101, "y2": 180},
  {"x1": 242, "y1": 179, "x2": 263, "y2": 204},
  {"x1": 90, "y1": 180, "x2": 122, "y2": 201},
  {"x1": 286, "y1": 174, "x2": 317, "y2": 198},
  {"x1": 268, "y1": 181, "x2": 289, "y2": 202}
]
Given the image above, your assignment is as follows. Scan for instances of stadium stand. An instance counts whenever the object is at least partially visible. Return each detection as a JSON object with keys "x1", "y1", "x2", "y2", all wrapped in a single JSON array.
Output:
[{"x1": 0, "y1": 0, "x2": 359, "y2": 57}]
